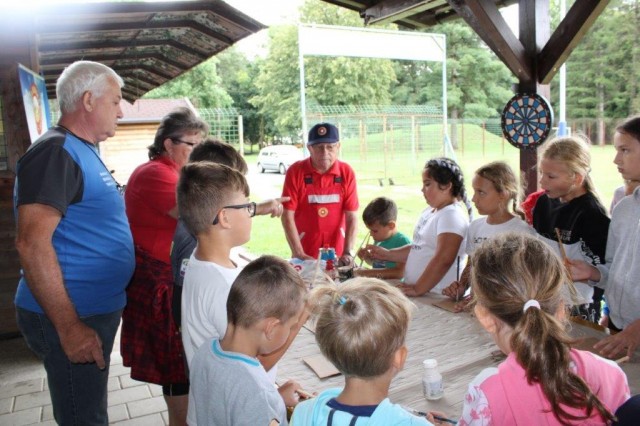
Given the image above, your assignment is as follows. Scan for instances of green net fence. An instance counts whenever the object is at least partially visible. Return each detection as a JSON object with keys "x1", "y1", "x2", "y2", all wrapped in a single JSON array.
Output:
[
  {"x1": 307, "y1": 105, "x2": 446, "y2": 185},
  {"x1": 199, "y1": 107, "x2": 241, "y2": 146}
]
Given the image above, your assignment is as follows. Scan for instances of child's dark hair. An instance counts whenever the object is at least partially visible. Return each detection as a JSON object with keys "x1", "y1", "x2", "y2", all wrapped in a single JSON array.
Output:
[
  {"x1": 188, "y1": 138, "x2": 248, "y2": 175},
  {"x1": 425, "y1": 157, "x2": 473, "y2": 218},
  {"x1": 617, "y1": 115, "x2": 640, "y2": 142},
  {"x1": 362, "y1": 197, "x2": 397, "y2": 227},
  {"x1": 309, "y1": 278, "x2": 413, "y2": 378},
  {"x1": 471, "y1": 232, "x2": 615, "y2": 424},
  {"x1": 227, "y1": 255, "x2": 307, "y2": 328},
  {"x1": 475, "y1": 161, "x2": 524, "y2": 220}
]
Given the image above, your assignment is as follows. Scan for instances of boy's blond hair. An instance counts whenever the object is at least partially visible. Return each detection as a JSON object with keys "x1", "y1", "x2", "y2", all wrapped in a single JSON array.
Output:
[
  {"x1": 310, "y1": 278, "x2": 413, "y2": 378},
  {"x1": 177, "y1": 162, "x2": 249, "y2": 235},
  {"x1": 227, "y1": 255, "x2": 307, "y2": 328}
]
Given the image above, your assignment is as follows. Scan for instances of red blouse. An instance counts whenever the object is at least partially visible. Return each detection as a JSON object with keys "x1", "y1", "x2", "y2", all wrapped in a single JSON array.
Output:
[{"x1": 125, "y1": 155, "x2": 180, "y2": 264}]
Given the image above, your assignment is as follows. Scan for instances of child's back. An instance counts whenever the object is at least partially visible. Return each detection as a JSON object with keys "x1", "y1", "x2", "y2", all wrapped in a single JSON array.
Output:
[
  {"x1": 189, "y1": 255, "x2": 307, "y2": 426},
  {"x1": 291, "y1": 278, "x2": 433, "y2": 426},
  {"x1": 459, "y1": 349, "x2": 627, "y2": 425},
  {"x1": 181, "y1": 257, "x2": 240, "y2": 363},
  {"x1": 293, "y1": 388, "x2": 431, "y2": 425},
  {"x1": 190, "y1": 339, "x2": 285, "y2": 426}
]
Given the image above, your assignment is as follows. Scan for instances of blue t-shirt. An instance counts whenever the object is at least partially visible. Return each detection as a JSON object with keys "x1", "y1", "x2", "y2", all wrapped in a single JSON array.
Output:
[{"x1": 14, "y1": 127, "x2": 135, "y2": 316}]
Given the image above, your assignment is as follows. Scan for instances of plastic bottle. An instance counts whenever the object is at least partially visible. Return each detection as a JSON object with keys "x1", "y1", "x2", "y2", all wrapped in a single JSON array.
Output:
[
  {"x1": 325, "y1": 259, "x2": 338, "y2": 281},
  {"x1": 422, "y1": 359, "x2": 444, "y2": 400}
]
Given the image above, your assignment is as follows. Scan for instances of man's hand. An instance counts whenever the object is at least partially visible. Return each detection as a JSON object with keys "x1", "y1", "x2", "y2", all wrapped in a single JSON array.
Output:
[
  {"x1": 338, "y1": 253, "x2": 354, "y2": 267},
  {"x1": 257, "y1": 197, "x2": 290, "y2": 218},
  {"x1": 59, "y1": 321, "x2": 105, "y2": 369}
]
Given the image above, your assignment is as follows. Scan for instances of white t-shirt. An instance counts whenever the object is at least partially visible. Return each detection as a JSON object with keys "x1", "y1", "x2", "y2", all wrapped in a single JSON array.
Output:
[
  {"x1": 181, "y1": 254, "x2": 241, "y2": 366},
  {"x1": 466, "y1": 216, "x2": 535, "y2": 255},
  {"x1": 404, "y1": 203, "x2": 469, "y2": 293}
]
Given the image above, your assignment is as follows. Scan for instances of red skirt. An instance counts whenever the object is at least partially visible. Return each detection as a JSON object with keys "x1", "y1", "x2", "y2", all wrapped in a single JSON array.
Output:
[{"x1": 121, "y1": 247, "x2": 187, "y2": 385}]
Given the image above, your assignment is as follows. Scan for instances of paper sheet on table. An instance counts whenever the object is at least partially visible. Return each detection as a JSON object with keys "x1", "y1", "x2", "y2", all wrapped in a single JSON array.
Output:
[
  {"x1": 303, "y1": 354, "x2": 341, "y2": 378},
  {"x1": 431, "y1": 298, "x2": 460, "y2": 313}
]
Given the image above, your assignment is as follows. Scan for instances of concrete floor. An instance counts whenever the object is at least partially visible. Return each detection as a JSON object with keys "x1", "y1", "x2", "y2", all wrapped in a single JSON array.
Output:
[{"x1": 0, "y1": 326, "x2": 169, "y2": 425}]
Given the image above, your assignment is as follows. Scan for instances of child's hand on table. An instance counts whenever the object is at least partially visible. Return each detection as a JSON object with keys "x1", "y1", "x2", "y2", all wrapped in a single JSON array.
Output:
[{"x1": 442, "y1": 281, "x2": 465, "y2": 300}]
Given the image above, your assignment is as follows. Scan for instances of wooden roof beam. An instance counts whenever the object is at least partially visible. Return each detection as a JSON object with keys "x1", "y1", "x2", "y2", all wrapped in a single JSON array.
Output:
[
  {"x1": 537, "y1": 0, "x2": 610, "y2": 84},
  {"x1": 33, "y1": 1, "x2": 265, "y2": 33},
  {"x1": 37, "y1": 20, "x2": 235, "y2": 47},
  {"x1": 40, "y1": 52, "x2": 187, "y2": 73},
  {"x1": 362, "y1": 0, "x2": 440, "y2": 25},
  {"x1": 39, "y1": 39, "x2": 208, "y2": 61},
  {"x1": 447, "y1": 0, "x2": 532, "y2": 82}
]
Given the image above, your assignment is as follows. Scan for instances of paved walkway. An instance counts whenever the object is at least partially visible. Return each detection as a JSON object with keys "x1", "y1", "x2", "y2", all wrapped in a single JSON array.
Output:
[{"x1": 0, "y1": 328, "x2": 169, "y2": 425}]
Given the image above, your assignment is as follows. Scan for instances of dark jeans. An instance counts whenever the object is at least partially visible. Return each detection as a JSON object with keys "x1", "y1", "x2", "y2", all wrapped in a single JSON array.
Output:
[{"x1": 16, "y1": 307, "x2": 122, "y2": 426}]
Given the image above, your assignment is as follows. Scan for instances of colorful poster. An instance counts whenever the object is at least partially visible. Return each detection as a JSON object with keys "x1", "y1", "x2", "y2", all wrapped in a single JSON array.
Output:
[{"x1": 18, "y1": 63, "x2": 51, "y2": 143}]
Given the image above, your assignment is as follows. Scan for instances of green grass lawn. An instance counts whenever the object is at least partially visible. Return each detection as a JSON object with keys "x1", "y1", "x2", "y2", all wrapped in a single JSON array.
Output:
[{"x1": 245, "y1": 124, "x2": 621, "y2": 259}]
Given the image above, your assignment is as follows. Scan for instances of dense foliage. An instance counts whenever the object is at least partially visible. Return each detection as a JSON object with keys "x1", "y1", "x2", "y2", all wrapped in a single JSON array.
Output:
[{"x1": 142, "y1": 0, "x2": 639, "y2": 144}]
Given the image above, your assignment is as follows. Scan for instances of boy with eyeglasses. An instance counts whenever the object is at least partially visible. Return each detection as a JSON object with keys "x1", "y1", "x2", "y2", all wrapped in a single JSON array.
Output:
[
  {"x1": 178, "y1": 162, "x2": 302, "y2": 425},
  {"x1": 177, "y1": 162, "x2": 255, "y2": 369}
]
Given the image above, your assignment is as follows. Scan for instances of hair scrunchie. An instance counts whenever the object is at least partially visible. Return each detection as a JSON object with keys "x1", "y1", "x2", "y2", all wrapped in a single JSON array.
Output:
[{"x1": 523, "y1": 299, "x2": 541, "y2": 312}]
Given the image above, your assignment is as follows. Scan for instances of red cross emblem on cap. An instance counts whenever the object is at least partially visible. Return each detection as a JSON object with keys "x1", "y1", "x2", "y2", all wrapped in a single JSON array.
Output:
[{"x1": 317, "y1": 126, "x2": 327, "y2": 136}]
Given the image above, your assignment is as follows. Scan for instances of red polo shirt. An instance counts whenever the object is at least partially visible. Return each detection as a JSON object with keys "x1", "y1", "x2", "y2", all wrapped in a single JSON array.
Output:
[{"x1": 282, "y1": 158, "x2": 358, "y2": 257}]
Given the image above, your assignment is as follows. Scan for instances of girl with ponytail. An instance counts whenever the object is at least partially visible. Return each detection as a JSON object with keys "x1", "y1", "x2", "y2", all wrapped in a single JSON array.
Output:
[
  {"x1": 452, "y1": 232, "x2": 629, "y2": 425},
  {"x1": 365, "y1": 157, "x2": 470, "y2": 296},
  {"x1": 442, "y1": 161, "x2": 535, "y2": 307}
]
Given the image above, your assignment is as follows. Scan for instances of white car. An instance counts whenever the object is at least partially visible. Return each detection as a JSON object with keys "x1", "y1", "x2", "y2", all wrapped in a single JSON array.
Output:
[{"x1": 256, "y1": 145, "x2": 303, "y2": 174}]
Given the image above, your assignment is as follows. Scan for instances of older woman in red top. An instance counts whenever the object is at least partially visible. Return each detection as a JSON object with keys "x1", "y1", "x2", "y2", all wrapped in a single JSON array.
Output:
[{"x1": 121, "y1": 107, "x2": 208, "y2": 425}]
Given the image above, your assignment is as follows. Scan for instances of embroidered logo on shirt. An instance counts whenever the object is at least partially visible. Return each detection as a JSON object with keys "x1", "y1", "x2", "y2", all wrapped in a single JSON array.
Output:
[{"x1": 318, "y1": 207, "x2": 329, "y2": 217}]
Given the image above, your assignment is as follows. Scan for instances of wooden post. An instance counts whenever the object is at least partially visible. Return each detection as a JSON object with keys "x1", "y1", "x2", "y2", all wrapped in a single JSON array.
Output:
[{"x1": 519, "y1": 0, "x2": 551, "y2": 197}]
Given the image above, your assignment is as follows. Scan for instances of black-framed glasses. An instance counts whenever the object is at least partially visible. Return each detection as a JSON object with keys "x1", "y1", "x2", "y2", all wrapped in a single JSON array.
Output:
[
  {"x1": 171, "y1": 138, "x2": 199, "y2": 147},
  {"x1": 212, "y1": 202, "x2": 257, "y2": 225}
]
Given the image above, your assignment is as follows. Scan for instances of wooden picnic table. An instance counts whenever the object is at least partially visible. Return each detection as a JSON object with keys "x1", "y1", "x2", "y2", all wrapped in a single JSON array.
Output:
[{"x1": 277, "y1": 292, "x2": 640, "y2": 420}]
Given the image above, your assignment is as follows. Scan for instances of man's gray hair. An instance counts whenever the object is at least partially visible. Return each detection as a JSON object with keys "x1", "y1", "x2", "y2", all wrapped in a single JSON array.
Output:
[{"x1": 56, "y1": 61, "x2": 124, "y2": 114}]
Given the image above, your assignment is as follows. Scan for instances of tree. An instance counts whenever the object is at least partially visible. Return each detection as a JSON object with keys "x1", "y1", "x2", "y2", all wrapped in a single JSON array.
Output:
[
  {"x1": 144, "y1": 57, "x2": 232, "y2": 108},
  {"x1": 217, "y1": 47, "x2": 272, "y2": 150},
  {"x1": 565, "y1": 0, "x2": 639, "y2": 143},
  {"x1": 251, "y1": 25, "x2": 302, "y2": 140},
  {"x1": 251, "y1": 0, "x2": 397, "y2": 140}
]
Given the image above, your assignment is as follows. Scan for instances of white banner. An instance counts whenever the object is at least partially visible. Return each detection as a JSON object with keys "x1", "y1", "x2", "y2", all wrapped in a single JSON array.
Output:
[{"x1": 298, "y1": 24, "x2": 445, "y2": 62}]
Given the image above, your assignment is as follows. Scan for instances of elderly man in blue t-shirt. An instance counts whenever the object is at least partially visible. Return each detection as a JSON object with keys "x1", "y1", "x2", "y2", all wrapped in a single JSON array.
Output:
[{"x1": 14, "y1": 61, "x2": 135, "y2": 425}]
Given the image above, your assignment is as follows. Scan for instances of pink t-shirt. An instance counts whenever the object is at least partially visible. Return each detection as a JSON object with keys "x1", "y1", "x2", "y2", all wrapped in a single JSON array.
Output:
[{"x1": 459, "y1": 349, "x2": 629, "y2": 425}]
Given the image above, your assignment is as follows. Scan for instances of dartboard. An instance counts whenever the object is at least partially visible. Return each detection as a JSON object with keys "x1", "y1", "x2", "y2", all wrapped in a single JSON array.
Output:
[{"x1": 501, "y1": 93, "x2": 553, "y2": 150}]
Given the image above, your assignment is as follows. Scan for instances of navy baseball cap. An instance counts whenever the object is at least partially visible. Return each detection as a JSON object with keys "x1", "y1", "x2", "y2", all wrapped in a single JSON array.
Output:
[{"x1": 308, "y1": 123, "x2": 339, "y2": 145}]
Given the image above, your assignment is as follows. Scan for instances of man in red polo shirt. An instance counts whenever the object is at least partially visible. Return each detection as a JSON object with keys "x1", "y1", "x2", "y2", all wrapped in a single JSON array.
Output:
[{"x1": 281, "y1": 123, "x2": 359, "y2": 266}]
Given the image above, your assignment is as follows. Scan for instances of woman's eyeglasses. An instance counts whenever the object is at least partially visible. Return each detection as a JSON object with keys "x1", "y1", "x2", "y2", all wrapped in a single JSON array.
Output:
[
  {"x1": 212, "y1": 202, "x2": 257, "y2": 225},
  {"x1": 171, "y1": 138, "x2": 199, "y2": 147}
]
